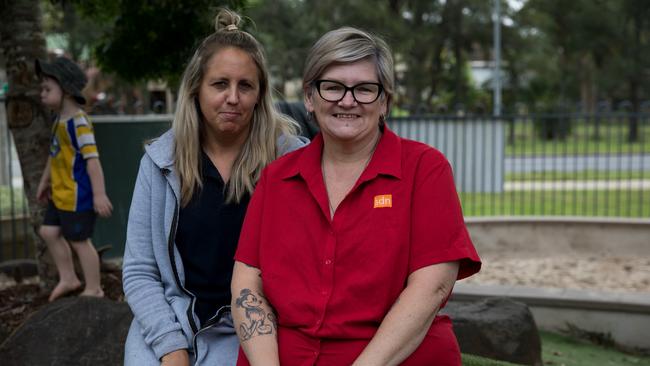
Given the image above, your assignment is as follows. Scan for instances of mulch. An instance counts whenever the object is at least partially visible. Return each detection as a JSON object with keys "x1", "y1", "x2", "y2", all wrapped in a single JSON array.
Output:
[{"x1": 0, "y1": 270, "x2": 124, "y2": 341}]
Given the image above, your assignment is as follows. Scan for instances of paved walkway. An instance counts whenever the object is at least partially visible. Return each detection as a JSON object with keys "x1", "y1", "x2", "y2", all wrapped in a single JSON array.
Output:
[
  {"x1": 506, "y1": 153, "x2": 650, "y2": 172},
  {"x1": 452, "y1": 282, "x2": 650, "y2": 313},
  {"x1": 505, "y1": 179, "x2": 650, "y2": 191}
]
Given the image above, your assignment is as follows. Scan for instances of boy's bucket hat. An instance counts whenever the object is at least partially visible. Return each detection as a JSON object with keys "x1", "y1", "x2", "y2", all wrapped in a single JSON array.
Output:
[{"x1": 35, "y1": 57, "x2": 88, "y2": 105}]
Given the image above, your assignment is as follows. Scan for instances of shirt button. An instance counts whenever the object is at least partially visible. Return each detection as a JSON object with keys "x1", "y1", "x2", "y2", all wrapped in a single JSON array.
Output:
[{"x1": 325, "y1": 259, "x2": 332, "y2": 265}]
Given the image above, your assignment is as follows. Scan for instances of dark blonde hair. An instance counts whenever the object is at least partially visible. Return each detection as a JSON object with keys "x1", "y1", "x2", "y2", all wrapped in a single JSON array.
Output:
[{"x1": 173, "y1": 8, "x2": 296, "y2": 205}]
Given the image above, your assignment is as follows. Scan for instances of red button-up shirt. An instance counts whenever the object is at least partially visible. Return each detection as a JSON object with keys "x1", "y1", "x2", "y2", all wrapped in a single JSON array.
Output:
[{"x1": 235, "y1": 127, "x2": 481, "y2": 365}]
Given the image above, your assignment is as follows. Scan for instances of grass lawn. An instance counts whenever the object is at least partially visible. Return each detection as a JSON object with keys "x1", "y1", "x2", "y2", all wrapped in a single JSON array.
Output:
[
  {"x1": 541, "y1": 331, "x2": 650, "y2": 366},
  {"x1": 460, "y1": 331, "x2": 650, "y2": 365},
  {"x1": 505, "y1": 170, "x2": 648, "y2": 181},
  {"x1": 505, "y1": 118, "x2": 650, "y2": 156},
  {"x1": 461, "y1": 354, "x2": 519, "y2": 365},
  {"x1": 460, "y1": 189, "x2": 650, "y2": 217}
]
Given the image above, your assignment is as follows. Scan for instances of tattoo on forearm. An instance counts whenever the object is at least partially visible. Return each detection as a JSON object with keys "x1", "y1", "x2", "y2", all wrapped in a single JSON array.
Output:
[{"x1": 235, "y1": 289, "x2": 277, "y2": 341}]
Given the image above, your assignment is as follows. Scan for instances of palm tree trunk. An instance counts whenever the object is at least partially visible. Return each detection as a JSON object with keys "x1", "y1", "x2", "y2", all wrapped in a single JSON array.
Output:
[{"x1": 0, "y1": 0, "x2": 57, "y2": 287}]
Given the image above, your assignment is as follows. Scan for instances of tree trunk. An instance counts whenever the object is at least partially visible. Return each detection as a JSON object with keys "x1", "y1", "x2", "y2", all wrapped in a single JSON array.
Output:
[
  {"x1": 451, "y1": 1, "x2": 464, "y2": 111},
  {"x1": 627, "y1": 10, "x2": 641, "y2": 143},
  {"x1": 0, "y1": 0, "x2": 57, "y2": 287}
]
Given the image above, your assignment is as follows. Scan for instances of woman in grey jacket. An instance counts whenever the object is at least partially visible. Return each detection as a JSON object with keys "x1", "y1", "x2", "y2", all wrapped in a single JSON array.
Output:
[{"x1": 122, "y1": 9, "x2": 307, "y2": 366}]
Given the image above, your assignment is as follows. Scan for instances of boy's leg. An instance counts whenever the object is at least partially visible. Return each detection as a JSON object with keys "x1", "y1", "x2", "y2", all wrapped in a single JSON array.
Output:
[
  {"x1": 39, "y1": 224, "x2": 82, "y2": 302},
  {"x1": 69, "y1": 239, "x2": 104, "y2": 298},
  {"x1": 61, "y1": 208, "x2": 103, "y2": 298}
]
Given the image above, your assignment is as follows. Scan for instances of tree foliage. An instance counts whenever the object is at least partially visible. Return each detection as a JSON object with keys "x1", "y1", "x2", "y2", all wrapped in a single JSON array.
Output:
[
  {"x1": 40, "y1": 0, "x2": 650, "y2": 115},
  {"x1": 517, "y1": 0, "x2": 650, "y2": 112},
  {"x1": 71, "y1": 0, "x2": 245, "y2": 87}
]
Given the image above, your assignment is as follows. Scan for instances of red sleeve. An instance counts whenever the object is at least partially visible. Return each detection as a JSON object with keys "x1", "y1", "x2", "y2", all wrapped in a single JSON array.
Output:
[
  {"x1": 234, "y1": 168, "x2": 268, "y2": 268},
  {"x1": 408, "y1": 150, "x2": 481, "y2": 280}
]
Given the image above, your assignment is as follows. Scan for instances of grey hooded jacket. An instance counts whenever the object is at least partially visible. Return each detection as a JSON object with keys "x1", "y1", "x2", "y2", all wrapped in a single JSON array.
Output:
[{"x1": 123, "y1": 130, "x2": 307, "y2": 365}]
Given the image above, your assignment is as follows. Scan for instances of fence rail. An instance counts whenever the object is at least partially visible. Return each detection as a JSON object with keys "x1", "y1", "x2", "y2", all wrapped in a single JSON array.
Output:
[
  {"x1": 1, "y1": 110, "x2": 649, "y2": 261},
  {"x1": 393, "y1": 112, "x2": 649, "y2": 217}
]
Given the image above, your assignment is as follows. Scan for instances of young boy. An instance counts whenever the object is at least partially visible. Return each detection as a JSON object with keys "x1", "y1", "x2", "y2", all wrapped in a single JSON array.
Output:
[{"x1": 35, "y1": 57, "x2": 113, "y2": 302}]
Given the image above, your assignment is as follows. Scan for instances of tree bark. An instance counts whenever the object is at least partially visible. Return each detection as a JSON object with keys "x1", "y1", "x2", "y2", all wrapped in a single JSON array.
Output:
[
  {"x1": 627, "y1": 9, "x2": 641, "y2": 143},
  {"x1": 0, "y1": 0, "x2": 57, "y2": 287}
]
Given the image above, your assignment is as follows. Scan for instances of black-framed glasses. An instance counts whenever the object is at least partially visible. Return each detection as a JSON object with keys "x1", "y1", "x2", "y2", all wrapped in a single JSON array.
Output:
[{"x1": 314, "y1": 80, "x2": 383, "y2": 104}]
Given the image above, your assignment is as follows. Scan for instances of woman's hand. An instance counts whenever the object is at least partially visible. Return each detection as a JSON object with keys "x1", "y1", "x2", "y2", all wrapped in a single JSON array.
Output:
[
  {"x1": 160, "y1": 349, "x2": 190, "y2": 366},
  {"x1": 352, "y1": 261, "x2": 460, "y2": 366}
]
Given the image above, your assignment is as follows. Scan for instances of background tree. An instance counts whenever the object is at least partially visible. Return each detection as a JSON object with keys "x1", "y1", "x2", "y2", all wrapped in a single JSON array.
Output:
[
  {"x1": 0, "y1": 0, "x2": 245, "y2": 287},
  {"x1": 73, "y1": 0, "x2": 245, "y2": 88},
  {"x1": 618, "y1": 0, "x2": 650, "y2": 141},
  {"x1": 0, "y1": 0, "x2": 58, "y2": 285},
  {"x1": 41, "y1": 0, "x2": 106, "y2": 62},
  {"x1": 246, "y1": 0, "x2": 498, "y2": 114}
]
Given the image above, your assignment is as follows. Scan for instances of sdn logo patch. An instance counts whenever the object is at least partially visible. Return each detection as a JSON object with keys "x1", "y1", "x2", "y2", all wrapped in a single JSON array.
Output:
[{"x1": 373, "y1": 194, "x2": 392, "y2": 208}]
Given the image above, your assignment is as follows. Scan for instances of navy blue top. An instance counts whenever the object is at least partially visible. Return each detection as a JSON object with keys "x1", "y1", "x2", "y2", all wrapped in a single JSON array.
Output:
[{"x1": 175, "y1": 151, "x2": 250, "y2": 326}]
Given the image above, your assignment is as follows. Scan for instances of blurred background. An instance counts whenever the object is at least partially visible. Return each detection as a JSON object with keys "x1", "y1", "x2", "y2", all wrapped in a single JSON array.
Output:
[
  {"x1": 1, "y1": 2, "x2": 650, "y2": 364},
  {"x1": 1, "y1": 0, "x2": 649, "y2": 259},
  {"x1": 4, "y1": 0, "x2": 650, "y2": 116}
]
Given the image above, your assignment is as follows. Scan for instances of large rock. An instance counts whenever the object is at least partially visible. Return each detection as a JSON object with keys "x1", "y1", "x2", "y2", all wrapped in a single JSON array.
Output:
[
  {"x1": 0, "y1": 297, "x2": 132, "y2": 366},
  {"x1": 442, "y1": 297, "x2": 542, "y2": 366},
  {"x1": 0, "y1": 259, "x2": 38, "y2": 282}
]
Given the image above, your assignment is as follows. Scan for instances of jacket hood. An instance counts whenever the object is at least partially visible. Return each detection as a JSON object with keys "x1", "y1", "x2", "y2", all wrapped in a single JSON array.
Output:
[{"x1": 145, "y1": 129, "x2": 175, "y2": 170}]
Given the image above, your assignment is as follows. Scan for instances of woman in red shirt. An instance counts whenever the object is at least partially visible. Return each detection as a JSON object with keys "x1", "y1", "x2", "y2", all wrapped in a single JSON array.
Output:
[{"x1": 232, "y1": 27, "x2": 481, "y2": 366}]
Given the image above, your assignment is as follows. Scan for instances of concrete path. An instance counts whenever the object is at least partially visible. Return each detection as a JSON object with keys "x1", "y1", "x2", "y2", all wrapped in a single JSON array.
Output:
[
  {"x1": 505, "y1": 179, "x2": 650, "y2": 191},
  {"x1": 506, "y1": 153, "x2": 650, "y2": 173}
]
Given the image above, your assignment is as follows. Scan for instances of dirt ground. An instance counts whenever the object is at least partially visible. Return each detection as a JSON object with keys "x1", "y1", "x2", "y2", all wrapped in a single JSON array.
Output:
[
  {"x1": 1, "y1": 255, "x2": 649, "y2": 342},
  {"x1": 463, "y1": 255, "x2": 650, "y2": 294},
  {"x1": 0, "y1": 271, "x2": 124, "y2": 340}
]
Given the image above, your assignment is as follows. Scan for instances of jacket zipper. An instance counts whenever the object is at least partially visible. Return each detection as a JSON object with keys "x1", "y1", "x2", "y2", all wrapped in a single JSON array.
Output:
[
  {"x1": 163, "y1": 167, "x2": 233, "y2": 363},
  {"x1": 163, "y1": 168, "x2": 199, "y2": 335},
  {"x1": 191, "y1": 306, "x2": 231, "y2": 362}
]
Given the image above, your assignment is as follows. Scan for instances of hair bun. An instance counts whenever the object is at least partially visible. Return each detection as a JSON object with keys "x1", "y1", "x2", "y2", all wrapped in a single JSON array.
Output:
[{"x1": 215, "y1": 8, "x2": 242, "y2": 32}]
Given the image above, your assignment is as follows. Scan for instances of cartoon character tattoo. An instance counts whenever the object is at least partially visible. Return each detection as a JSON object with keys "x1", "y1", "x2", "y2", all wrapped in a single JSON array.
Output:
[{"x1": 235, "y1": 288, "x2": 277, "y2": 341}]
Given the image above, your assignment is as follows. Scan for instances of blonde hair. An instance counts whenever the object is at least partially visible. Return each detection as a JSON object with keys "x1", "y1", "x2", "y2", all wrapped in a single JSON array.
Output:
[
  {"x1": 173, "y1": 8, "x2": 297, "y2": 206},
  {"x1": 303, "y1": 27, "x2": 395, "y2": 116}
]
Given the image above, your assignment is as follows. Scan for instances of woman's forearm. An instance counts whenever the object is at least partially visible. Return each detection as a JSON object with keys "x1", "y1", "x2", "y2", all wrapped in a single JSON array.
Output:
[
  {"x1": 231, "y1": 261, "x2": 280, "y2": 366},
  {"x1": 352, "y1": 261, "x2": 460, "y2": 366}
]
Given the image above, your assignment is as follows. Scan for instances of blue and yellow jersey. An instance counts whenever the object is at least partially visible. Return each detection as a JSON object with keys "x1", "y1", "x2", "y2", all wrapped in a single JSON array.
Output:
[{"x1": 49, "y1": 112, "x2": 99, "y2": 212}]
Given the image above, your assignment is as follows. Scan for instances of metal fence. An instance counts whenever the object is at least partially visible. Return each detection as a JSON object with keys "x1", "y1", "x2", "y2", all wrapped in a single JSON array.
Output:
[
  {"x1": 0, "y1": 96, "x2": 33, "y2": 262},
  {"x1": 1, "y1": 110, "x2": 649, "y2": 261},
  {"x1": 392, "y1": 112, "x2": 650, "y2": 217}
]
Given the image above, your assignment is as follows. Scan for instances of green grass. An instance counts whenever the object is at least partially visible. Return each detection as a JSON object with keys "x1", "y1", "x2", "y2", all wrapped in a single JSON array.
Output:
[
  {"x1": 505, "y1": 119, "x2": 650, "y2": 156},
  {"x1": 461, "y1": 354, "x2": 520, "y2": 365},
  {"x1": 506, "y1": 170, "x2": 648, "y2": 181},
  {"x1": 541, "y1": 331, "x2": 650, "y2": 366},
  {"x1": 0, "y1": 185, "x2": 28, "y2": 217},
  {"x1": 460, "y1": 189, "x2": 650, "y2": 217},
  {"x1": 459, "y1": 331, "x2": 650, "y2": 366}
]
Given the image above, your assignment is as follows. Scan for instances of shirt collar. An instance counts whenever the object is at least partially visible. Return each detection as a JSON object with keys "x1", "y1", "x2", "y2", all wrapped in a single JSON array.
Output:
[
  {"x1": 281, "y1": 126, "x2": 402, "y2": 181},
  {"x1": 201, "y1": 150, "x2": 224, "y2": 182}
]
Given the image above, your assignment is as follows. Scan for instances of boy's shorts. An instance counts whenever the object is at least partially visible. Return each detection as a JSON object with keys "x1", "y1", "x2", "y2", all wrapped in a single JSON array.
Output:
[{"x1": 43, "y1": 201, "x2": 96, "y2": 242}]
